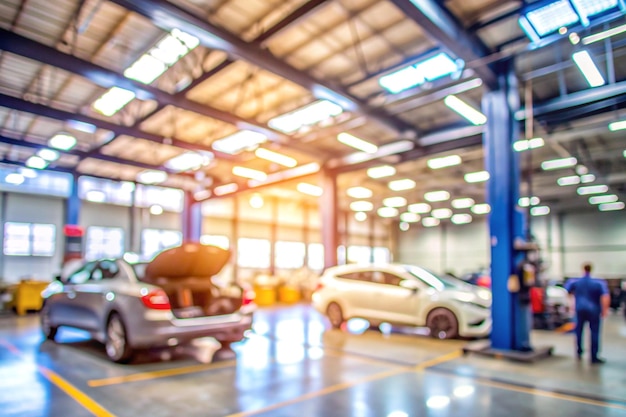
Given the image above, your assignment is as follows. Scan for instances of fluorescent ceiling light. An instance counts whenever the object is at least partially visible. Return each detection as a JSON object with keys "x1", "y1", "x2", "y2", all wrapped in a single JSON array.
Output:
[
  {"x1": 212, "y1": 130, "x2": 267, "y2": 155},
  {"x1": 571, "y1": 0, "x2": 620, "y2": 20},
  {"x1": 297, "y1": 182, "x2": 323, "y2": 197},
  {"x1": 400, "y1": 212, "x2": 421, "y2": 223},
  {"x1": 408, "y1": 203, "x2": 431, "y2": 214},
  {"x1": 572, "y1": 50, "x2": 605, "y2": 87},
  {"x1": 427, "y1": 155, "x2": 462, "y2": 169},
  {"x1": 26, "y1": 156, "x2": 48, "y2": 169},
  {"x1": 254, "y1": 148, "x2": 297, "y2": 167},
  {"x1": 577, "y1": 184, "x2": 609, "y2": 195},
  {"x1": 214, "y1": 183, "x2": 238, "y2": 196},
  {"x1": 268, "y1": 100, "x2": 343, "y2": 133},
  {"x1": 557, "y1": 175, "x2": 581, "y2": 186},
  {"x1": 48, "y1": 133, "x2": 77, "y2": 150},
  {"x1": 513, "y1": 137, "x2": 544, "y2": 152},
  {"x1": 164, "y1": 151, "x2": 212, "y2": 172},
  {"x1": 367, "y1": 165, "x2": 396, "y2": 178},
  {"x1": 530, "y1": 206, "x2": 551, "y2": 216},
  {"x1": 451, "y1": 214, "x2": 472, "y2": 225},
  {"x1": 388, "y1": 179, "x2": 416, "y2": 191},
  {"x1": 85, "y1": 190, "x2": 106, "y2": 202},
  {"x1": 599, "y1": 201, "x2": 625, "y2": 211},
  {"x1": 19, "y1": 168, "x2": 37, "y2": 178},
  {"x1": 583, "y1": 23, "x2": 626, "y2": 44},
  {"x1": 464, "y1": 171, "x2": 490, "y2": 183},
  {"x1": 422, "y1": 217, "x2": 440, "y2": 227},
  {"x1": 378, "y1": 52, "x2": 460, "y2": 94},
  {"x1": 136, "y1": 169, "x2": 168, "y2": 184},
  {"x1": 350, "y1": 201, "x2": 374, "y2": 212},
  {"x1": 124, "y1": 54, "x2": 167, "y2": 85},
  {"x1": 354, "y1": 212, "x2": 368, "y2": 222},
  {"x1": 249, "y1": 193, "x2": 264, "y2": 209},
  {"x1": 519, "y1": 196, "x2": 540, "y2": 207},
  {"x1": 541, "y1": 157, "x2": 577, "y2": 170},
  {"x1": 149, "y1": 205, "x2": 164, "y2": 215},
  {"x1": 524, "y1": 0, "x2": 580, "y2": 37},
  {"x1": 580, "y1": 174, "x2": 595, "y2": 183},
  {"x1": 383, "y1": 196, "x2": 407, "y2": 208},
  {"x1": 377, "y1": 207, "x2": 399, "y2": 218},
  {"x1": 66, "y1": 120, "x2": 96, "y2": 133},
  {"x1": 232, "y1": 166, "x2": 267, "y2": 181},
  {"x1": 37, "y1": 148, "x2": 60, "y2": 161},
  {"x1": 432, "y1": 208, "x2": 453, "y2": 219},
  {"x1": 424, "y1": 190, "x2": 450, "y2": 202},
  {"x1": 399, "y1": 222, "x2": 410, "y2": 232},
  {"x1": 471, "y1": 203, "x2": 491, "y2": 214},
  {"x1": 589, "y1": 194, "x2": 618, "y2": 204},
  {"x1": 337, "y1": 133, "x2": 378, "y2": 153},
  {"x1": 171, "y1": 28, "x2": 200, "y2": 49},
  {"x1": 444, "y1": 95, "x2": 487, "y2": 125},
  {"x1": 194, "y1": 190, "x2": 212, "y2": 200},
  {"x1": 347, "y1": 186, "x2": 373, "y2": 199},
  {"x1": 151, "y1": 35, "x2": 190, "y2": 65},
  {"x1": 5, "y1": 173, "x2": 24, "y2": 185},
  {"x1": 451, "y1": 198, "x2": 475, "y2": 209},
  {"x1": 608, "y1": 120, "x2": 626, "y2": 131},
  {"x1": 93, "y1": 87, "x2": 136, "y2": 117}
]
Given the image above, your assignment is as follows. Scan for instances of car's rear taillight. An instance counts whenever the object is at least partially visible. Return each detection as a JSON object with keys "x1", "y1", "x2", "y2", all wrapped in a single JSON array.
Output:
[
  {"x1": 242, "y1": 288, "x2": 255, "y2": 306},
  {"x1": 313, "y1": 282, "x2": 324, "y2": 292},
  {"x1": 141, "y1": 289, "x2": 171, "y2": 310}
]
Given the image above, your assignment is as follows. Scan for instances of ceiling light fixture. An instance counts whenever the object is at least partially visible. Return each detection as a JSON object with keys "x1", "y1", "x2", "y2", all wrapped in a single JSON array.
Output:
[
  {"x1": 149, "y1": 205, "x2": 164, "y2": 215},
  {"x1": 608, "y1": 120, "x2": 626, "y2": 131},
  {"x1": 377, "y1": 207, "x2": 399, "y2": 218},
  {"x1": 214, "y1": 183, "x2": 238, "y2": 196},
  {"x1": 580, "y1": 174, "x2": 596, "y2": 183},
  {"x1": 5, "y1": 173, "x2": 24, "y2": 185},
  {"x1": 589, "y1": 194, "x2": 618, "y2": 204},
  {"x1": 388, "y1": 179, "x2": 416, "y2": 191},
  {"x1": 424, "y1": 190, "x2": 450, "y2": 202},
  {"x1": 232, "y1": 166, "x2": 267, "y2": 181},
  {"x1": 93, "y1": 87, "x2": 136, "y2": 117},
  {"x1": 422, "y1": 217, "x2": 440, "y2": 227},
  {"x1": 572, "y1": 50, "x2": 606, "y2": 87},
  {"x1": 25, "y1": 156, "x2": 48, "y2": 170},
  {"x1": 431, "y1": 208, "x2": 453, "y2": 219},
  {"x1": 136, "y1": 169, "x2": 168, "y2": 184},
  {"x1": 464, "y1": 170, "x2": 490, "y2": 183},
  {"x1": 399, "y1": 222, "x2": 410, "y2": 232},
  {"x1": 354, "y1": 212, "x2": 368, "y2": 222},
  {"x1": 19, "y1": 168, "x2": 37, "y2": 178},
  {"x1": 444, "y1": 95, "x2": 487, "y2": 125},
  {"x1": 48, "y1": 133, "x2": 77, "y2": 151},
  {"x1": 577, "y1": 184, "x2": 609, "y2": 195},
  {"x1": 347, "y1": 186, "x2": 373, "y2": 199},
  {"x1": 297, "y1": 182, "x2": 323, "y2": 197},
  {"x1": 165, "y1": 151, "x2": 213, "y2": 172},
  {"x1": 254, "y1": 148, "x2": 297, "y2": 167},
  {"x1": 367, "y1": 165, "x2": 396, "y2": 178},
  {"x1": 378, "y1": 52, "x2": 461, "y2": 94},
  {"x1": 598, "y1": 201, "x2": 625, "y2": 211},
  {"x1": 583, "y1": 22, "x2": 626, "y2": 44},
  {"x1": 451, "y1": 213, "x2": 472, "y2": 225},
  {"x1": 427, "y1": 154, "x2": 462, "y2": 169},
  {"x1": 400, "y1": 212, "x2": 421, "y2": 223},
  {"x1": 37, "y1": 149, "x2": 60, "y2": 161},
  {"x1": 212, "y1": 130, "x2": 267, "y2": 155},
  {"x1": 513, "y1": 137, "x2": 544, "y2": 152},
  {"x1": 268, "y1": 100, "x2": 344, "y2": 133},
  {"x1": 249, "y1": 193, "x2": 264, "y2": 209},
  {"x1": 350, "y1": 201, "x2": 374, "y2": 212},
  {"x1": 471, "y1": 203, "x2": 491, "y2": 214},
  {"x1": 557, "y1": 175, "x2": 581, "y2": 186},
  {"x1": 451, "y1": 198, "x2": 475, "y2": 209},
  {"x1": 337, "y1": 133, "x2": 378, "y2": 153},
  {"x1": 518, "y1": 196, "x2": 541, "y2": 207},
  {"x1": 383, "y1": 196, "x2": 408, "y2": 208},
  {"x1": 408, "y1": 203, "x2": 431, "y2": 214},
  {"x1": 85, "y1": 190, "x2": 106, "y2": 203},
  {"x1": 530, "y1": 205, "x2": 551, "y2": 216},
  {"x1": 541, "y1": 157, "x2": 577, "y2": 170}
]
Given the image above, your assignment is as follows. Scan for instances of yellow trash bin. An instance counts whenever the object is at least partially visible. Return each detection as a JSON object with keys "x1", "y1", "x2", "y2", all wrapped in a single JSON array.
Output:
[
  {"x1": 254, "y1": 286, "x2": 277, "y2": 306},
  {"x1": 278, "y1": 286, "x2": 301, "y2": 304},
  {"x1": 15, "y1": 280, "x2": 49, "y2": 315}
]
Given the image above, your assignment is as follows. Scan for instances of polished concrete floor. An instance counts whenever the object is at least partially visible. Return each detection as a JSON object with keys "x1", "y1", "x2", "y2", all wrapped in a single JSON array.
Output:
[{"x1": 1, "y1": 304, "x2": 625, "y2": 417}]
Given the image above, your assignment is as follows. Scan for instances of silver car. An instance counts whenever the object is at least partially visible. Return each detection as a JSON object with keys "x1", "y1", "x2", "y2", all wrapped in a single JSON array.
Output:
[
  {"x1": 312, "y1": 263, "x2": 492, "y2": 339},
  {"x1": 40, "y1": 243, "x2": 255, "y2": 363}
]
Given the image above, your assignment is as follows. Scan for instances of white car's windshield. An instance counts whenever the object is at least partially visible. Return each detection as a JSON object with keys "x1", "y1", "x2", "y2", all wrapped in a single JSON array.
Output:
[{"x1": 404, "y1": 265, "x2": 457, "y2": 291}]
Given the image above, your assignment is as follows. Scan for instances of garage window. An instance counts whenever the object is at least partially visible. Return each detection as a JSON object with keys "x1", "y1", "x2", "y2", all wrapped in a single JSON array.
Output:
[
  {"x1": 86, "y1": 226, "x2": 124, "y2": 261},
  {"x1": 307, "y1": 243, "x2": 324, "y2": 271},
  {"x1": 237, "y1": 238, "x2": 270, "y2": 268},
  {"x1": 3, "y1": 222, "x2": 56, "y2": 256},
  {"x1": 141, "y1": 229, "x2": 182, "y2": 260},
  {"x1": 275, "y1": 241, "x2": 305, "y2": 269},
  {"x1": 200, "y1": 234, "x2": 229, "y2": 249}
]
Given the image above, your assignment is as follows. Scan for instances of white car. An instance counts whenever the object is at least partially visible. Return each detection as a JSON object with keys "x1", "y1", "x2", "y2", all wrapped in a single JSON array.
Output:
[{"x1": 312, "y1": 263, "x2": 492, "y2": 339}]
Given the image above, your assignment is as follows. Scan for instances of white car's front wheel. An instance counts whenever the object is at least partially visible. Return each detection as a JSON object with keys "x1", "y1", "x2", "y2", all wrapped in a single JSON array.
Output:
[
  {"x1": 326, "y1": 302, "x2": 344, "y2": 329},
  {"x1": 427, "y1": 308, "x2": 459, "y2": 340}
]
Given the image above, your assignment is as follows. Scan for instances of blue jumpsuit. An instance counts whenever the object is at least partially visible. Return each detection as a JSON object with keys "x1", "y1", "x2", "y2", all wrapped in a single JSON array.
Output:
[{"x1": 565, "y1": 275, "x2": 609, "y2": 361}]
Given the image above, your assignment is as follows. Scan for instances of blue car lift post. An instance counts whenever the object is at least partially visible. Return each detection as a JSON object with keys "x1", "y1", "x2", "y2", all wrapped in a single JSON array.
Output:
[{"x1": 463, "y1": 62, "x2": 553, "y2": 362}]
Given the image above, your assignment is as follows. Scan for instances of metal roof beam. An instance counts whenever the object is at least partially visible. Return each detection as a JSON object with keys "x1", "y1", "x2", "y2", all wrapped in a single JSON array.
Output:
[
  {"x1": 109, "y1": 0, "x2": 417, "y2": 136},
  {"x1": 389, "y1": 0, "x2": 498, "y2": 90}
]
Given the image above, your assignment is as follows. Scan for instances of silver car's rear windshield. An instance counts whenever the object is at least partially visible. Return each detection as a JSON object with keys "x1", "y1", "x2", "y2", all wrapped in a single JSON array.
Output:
[
  {"x1": 404, "y1": 265, "x2": 457, "y2": 291},
  {"x1": 131, "y1": 263, "x2": 148, "y2": 281}
]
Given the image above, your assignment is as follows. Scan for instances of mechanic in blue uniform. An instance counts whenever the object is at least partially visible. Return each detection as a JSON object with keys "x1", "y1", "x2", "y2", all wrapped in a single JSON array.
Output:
[{"x1": 565, "y1": 263, "x2": 610, "y2": 364}]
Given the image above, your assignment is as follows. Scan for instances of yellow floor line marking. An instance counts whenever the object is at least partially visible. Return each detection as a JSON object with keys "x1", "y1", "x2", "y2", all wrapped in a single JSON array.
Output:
[
  {"x1": 224, "y1": 350, "x2": 462, "y2": 417},
  {"x1": 321, "y1": 348, "x2": 406, "y2": 368},
  {"x1": 555, "y1": 322, "x2": 575, "y2": 333},
  {"x1": 88, "y1": 360, "x2": 237, "y2": 387},
  {"x1": 472, "y1": 378, "x2": 626, "y2": 411},
  {"x1": 0, "y1": 340, "x2": 115, "y2": 417}
]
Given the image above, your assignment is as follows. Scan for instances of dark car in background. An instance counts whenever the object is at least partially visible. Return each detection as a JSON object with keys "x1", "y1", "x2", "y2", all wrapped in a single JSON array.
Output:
[{"x1": 40, "y1": 243, "x2": 255, "y2": 363}]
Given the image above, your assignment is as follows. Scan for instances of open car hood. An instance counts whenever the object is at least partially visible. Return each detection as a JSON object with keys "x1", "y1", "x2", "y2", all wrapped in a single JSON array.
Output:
[{"x1": 144, "y1": 243, "x2": 231, "y2": 281}]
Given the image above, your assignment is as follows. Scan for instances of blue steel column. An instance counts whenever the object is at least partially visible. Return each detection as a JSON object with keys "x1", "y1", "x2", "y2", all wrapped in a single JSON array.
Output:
[
  {"x1": 182, "y1": 191, "x2": 202, "y2": 242},
  {"x1": 320, "y1": 170, "x2": 338, "y2": 268},
  {"x1": 62, "y1": 174, "x2": 84, "y2": 264},
  {"x1": 483, "y1": 61, "x2": 532, "y2": 351},
  {"x1": 66, "y1": 174, "x2": 81, "y2": 226}
]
